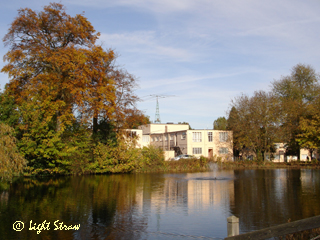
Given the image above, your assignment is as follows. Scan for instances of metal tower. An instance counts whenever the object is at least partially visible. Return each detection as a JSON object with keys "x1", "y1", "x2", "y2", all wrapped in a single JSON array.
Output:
[
  {"x1": 155, "y1": 96, "x2": 161, "y2": 123},
  {"x1": 141, "y1": 94, "x2": 175, "y2": 123}
]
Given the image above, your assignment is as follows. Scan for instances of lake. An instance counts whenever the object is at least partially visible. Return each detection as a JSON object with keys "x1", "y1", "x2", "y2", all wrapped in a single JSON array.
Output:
[{"x1": 1, "y1": 166, "x2": 320, "y2": 239}]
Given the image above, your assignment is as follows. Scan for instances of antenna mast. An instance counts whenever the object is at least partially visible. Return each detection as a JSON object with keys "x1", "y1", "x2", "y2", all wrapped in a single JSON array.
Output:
[
  {"x1": 155, "y1": 96, "x2": 161, "y2": 123},
  {"x1": 141, "y1": 94, "x2": 175, "y2": 123}
]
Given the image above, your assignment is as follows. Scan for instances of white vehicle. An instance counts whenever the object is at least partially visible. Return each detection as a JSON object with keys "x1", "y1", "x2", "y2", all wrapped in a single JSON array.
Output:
[{"x1": 172, "y1": 154, "x2": 195, "y2": 161}]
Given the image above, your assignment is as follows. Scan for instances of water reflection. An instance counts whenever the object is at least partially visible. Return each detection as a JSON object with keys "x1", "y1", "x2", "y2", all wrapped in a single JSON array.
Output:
[{"x1": 1, "y1": 168, "x2": 320, "y2": 239}]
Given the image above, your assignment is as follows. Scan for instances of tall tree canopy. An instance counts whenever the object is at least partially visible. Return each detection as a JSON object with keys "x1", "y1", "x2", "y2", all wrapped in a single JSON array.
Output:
[
  {"x1": 272, "y1": 64, "x2": 320, "y2": 158},
  {"x1": 1, "y1": 3, "x2": 116, "y2": 132},
  {"x1": 213, "y1": 117, "x2": 227, "y2": 130},
  {"x1": 0, "y1": 3, "x2": 122, "y2": 171},
  {"x1": 228, "y1": 91, "x2": 281, "y2": 160}
]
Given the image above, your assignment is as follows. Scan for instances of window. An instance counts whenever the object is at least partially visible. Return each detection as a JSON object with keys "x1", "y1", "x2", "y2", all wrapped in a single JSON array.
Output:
[
  {"x1": 151, "y1": 137, "x2": 154, "y2": 142},
  {"x1": 181, "y1": 132, "x2": 186, "y2": 140},
  {"x1": 193, "y1": 148, "x2": 202, "y2": 154},
  {"x1": 219, "y1": 148, "x2": 228, "y2": 154},
  {"x1": 219, "y1": 132, "x2": 228, "y2": 142},
  {"x1": 192, "y1": 132, "x2": 202, "y2": 142},
  {"x1": 155, "y1": 136, "x2": 159, "y2": 142},
  {"x1": 165, "y1": 135, "x2": 168, "y2": 141},
  {"x1": 170, "y1": 134, "x2": 173, "y2": 141},
  {"x1": 208, "y1": 132, "x2": 213, "y2": 142},
  {"x1": 142, "y1": 135, "x2": 149, "y2": 142}
]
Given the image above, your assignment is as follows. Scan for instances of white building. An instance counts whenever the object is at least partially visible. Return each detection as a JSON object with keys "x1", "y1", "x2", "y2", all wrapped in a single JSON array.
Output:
[{"x1": 127, "y1": 123, "x2": 233, "y2": 161}]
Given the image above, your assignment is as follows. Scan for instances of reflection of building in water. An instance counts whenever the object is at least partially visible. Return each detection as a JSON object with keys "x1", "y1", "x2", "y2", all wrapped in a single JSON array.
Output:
[
  {"x1": 273, "y1": 169, "x2": 288, "y2": 201},
  {"x1": 186, "y1": 173, "x2": 235, "y2": 212},
  {"x1": 133, "y1": 172, "x2": 235, "y2": 214},
  {"x1": 300, "y1": 169, "x2": 318, "y2": 191}
]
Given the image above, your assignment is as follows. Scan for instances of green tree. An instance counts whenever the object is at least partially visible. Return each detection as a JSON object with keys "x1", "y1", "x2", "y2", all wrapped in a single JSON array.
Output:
[
  {"x1": 272, "y1": 64, "x2": 320, "y2": 159},
  {"x1": 213, "y1": 117, "x2": 227, "y2": 130},
  {"x1": 229, "y1": 91, "x2": 281, "y2": 160},
  {"x1": 297, "y1": 94, "x2": 320, "y2": 154},
  {"x1": 0, "y1": 89, "x2": 20, "y2": 129},
  {"x1": 227, "y1": 107, "x2": 243, "y2": 157}
]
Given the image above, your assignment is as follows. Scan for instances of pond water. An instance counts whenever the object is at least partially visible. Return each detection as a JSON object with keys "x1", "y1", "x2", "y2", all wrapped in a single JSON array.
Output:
[{"x1": 1, "y1": 167, "x2": 320, "y2": 240}]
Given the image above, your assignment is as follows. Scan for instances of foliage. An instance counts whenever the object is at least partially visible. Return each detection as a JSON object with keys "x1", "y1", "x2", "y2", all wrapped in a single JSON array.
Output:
[
  {"x1": 121, "y1": 109, "x2": 150, "y2": 129},
  {"x1": 228, "y1": 91, "x2": 281, "y2": 160},
  {"x1": 0, "y1": 123, "x2": 26, "y2": 180},
  {"x1": 140, "y1": 145, "x2": 164, "y2": 167},
  {"x1": 272, "y1": 64, "x2": 320, "y2": 159},
  {"x1": 0, "y1": 89, "x2": 20, "y2": 130},
  {"x1": 1, "y1": 3, "x2": 116, "y2": 133},
  {"x1": 297, "y1": 94, "x2": 320, "y2": 150},
  {"x1": 213, "y1": 117, "x2": 227, "y2": 130},
  {"x1": 91, "y1": 133, "x2": 141, "y2": 173},
  {"x1": 0, "y1": 3, "x2": 149, "y2": 175}
]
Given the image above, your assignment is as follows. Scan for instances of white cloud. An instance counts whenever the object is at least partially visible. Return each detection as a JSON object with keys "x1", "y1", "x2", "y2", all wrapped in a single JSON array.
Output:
[{"x1": 100, "y1": 31, "x2": 193, "y2": 61}]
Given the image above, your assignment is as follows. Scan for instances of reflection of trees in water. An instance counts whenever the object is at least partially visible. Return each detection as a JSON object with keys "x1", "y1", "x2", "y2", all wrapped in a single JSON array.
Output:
[
  {"x1": 0, "y1": 174, "x2": 154, "y2": 240},
  {"x1": 231, "y1": 169, "x2": 320, "y2": 234}
]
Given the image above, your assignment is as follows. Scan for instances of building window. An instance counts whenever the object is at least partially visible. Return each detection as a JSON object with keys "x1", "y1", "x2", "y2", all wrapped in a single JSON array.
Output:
[
  {"x1": 142, "y1": 135, "x2": 149, "y2": 142},
  {"x1": 192, "y1": 132, "x2": 202, "y2": 142},
  {"x1": 165, "y1": 135, "x2": 168, "y2": 141},
  {"x1": 155, "y1": 136, "x2": 159, "y2": 142},
  {"x1": 208, "y1": 132, "x2": 212, "y2": 142},
  {"x1": 274, "y1": 143, "x2": 280, "y2": 149},
  {"x1": 219, "y1": 147, "x2": 228, "y2": 154},
  {"x1": 219, "y1": 132, "x2": 228, "y2": 142},
  {"x1": 151, "y1": 137, "x2": 154, "y2": 142},
  {"x1": 193, "y1": 148, "x2": 202, "y2": 154},
  {"x1": 181, "y1": 132, "x2": 186, "y2": 140},
  {"x1": 170, "y1": 134, "x2": 173, "y2": 141}
]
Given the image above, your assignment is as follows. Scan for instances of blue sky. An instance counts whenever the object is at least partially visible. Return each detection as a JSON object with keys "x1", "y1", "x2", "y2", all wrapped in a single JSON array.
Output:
[{"x1": 1, "y1": 0, "x2": 320, "y2": 129}]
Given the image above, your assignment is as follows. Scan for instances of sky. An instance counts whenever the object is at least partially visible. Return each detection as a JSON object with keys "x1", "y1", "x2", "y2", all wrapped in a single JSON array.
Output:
[{"x1": 1, "y1": 0, "x2": 320, "y2": 129}]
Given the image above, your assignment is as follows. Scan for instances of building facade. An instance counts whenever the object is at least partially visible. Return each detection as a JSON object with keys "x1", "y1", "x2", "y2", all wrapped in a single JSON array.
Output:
[{"x1": 135, "y1": 123, "x2": 233, "y2": 160}]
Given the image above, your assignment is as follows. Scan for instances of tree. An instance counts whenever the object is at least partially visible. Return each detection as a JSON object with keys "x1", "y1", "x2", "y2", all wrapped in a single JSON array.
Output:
[
  {"x1": 272, "y1": 64, "x2": 320, "y2": 159},
  {"x1": 0, "y1": 89, "x2": 20, "y2": 130},
  {"x1": 297, "y1": 94, "x2": 320, "y2": 154},
  {"x1": 227, "y1": 107, "x2": 243, "y2": 157},
  {"x1": 1, "y1": 3, "x2": 117, "y2": 170},
  {"x1": 0, "y1": 122, "x2": 26, "y2": 180},
  {"x1": 228, "y1": 91, "x2": 281, "y2": 160},
  {"x1": 213, "y1": 117, "x2": 227, "y2": 130},
  {"x1": 1, "y1": 3, "x2": 116, "y2": 133}
]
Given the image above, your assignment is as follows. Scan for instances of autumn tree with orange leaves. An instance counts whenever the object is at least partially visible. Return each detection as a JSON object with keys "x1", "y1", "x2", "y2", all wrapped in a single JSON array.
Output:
[
  {"x1": 0, "y1": 3, "x2": 150, "y2": 174},
  {"x1": 2, "y1": 3, "x2": 116, "y2": 132}
]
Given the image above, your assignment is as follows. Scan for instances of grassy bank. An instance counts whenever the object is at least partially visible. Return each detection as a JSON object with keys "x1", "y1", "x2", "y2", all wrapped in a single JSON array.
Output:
[
  {"x1": 135, "y1": 156, "x2": 209, "y2": 173},
  {"x1": 215, "y1": 159, "x2": 320, "y2": 169}
]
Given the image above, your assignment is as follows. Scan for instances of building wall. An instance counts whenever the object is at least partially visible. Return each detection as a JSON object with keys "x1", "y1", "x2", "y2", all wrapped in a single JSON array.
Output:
[
  {"x1": 124, "y1": 129, "x2": 144, "y2": 148},
  {"x1": 186, "y1": 130, "x2": 233, "y2": 160},
  {"x1": 138, "y1": 123, "x2": 189, "y2": 135},
  {"x1": 272, "y1": 143, "x2": 318, "y2": 162},
  {"x1": 129, "y1": 124, "x2": 234, "y2": 161}
]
